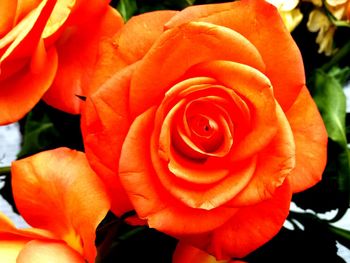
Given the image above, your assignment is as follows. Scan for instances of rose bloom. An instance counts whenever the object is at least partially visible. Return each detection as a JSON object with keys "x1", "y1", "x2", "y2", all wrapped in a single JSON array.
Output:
[
  {"x1": 0, "y1": 0, "x2": 124, "y2": 124},
  {"x1": 82, "y1": 0, "x2": 327, "y2": 260}
]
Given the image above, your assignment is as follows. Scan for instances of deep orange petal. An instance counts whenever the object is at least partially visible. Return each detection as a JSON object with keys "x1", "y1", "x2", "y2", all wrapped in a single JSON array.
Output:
[
  {"x1": 228, "y1": 104, "x2": 295, "y2": 206},
  {"x1": 43, "y1": 6, "x2": 124, "y2": 114},
  {"x1": 11, "y1": 148, "x2": 110, "y2": 262},
  {"x1": 114, "y1": 10, "x2": 178, "y2": 64},
  {"x1": 0, "y1": 0, "x2": 56, "y2": 61},
  {"x1": 185, "y1": 180, "x2": 292, "y2": 260},
  {"x1": 0, "y1": 213, "x2": 54, "y2": 241},
  {"x1": 165, "y1": 0, "x2": 305, "y2": 111},
  {"x1": 186, "y1": 60, "x2": 277, "y2": 161},
  {"x1": 173, "y1": 242, "x2": 229, "y2": 263},
  {"x1": 119, "y1": 107, "x2": 237, "y2": 235},
  {"x1": 286, "y1": 86, "x2": 327, "y2": 192},
  {"x1": 129, "y1": 21, "x2": 265, "y2": 118},
  {"x1": 81, "y1": 64, "x2": 138, "y2": 216},
  {"x1": 16, "y1": 240, "x2": 85, "y2": 263},
  {"x1": 0, "y1": 46, "x2": 57, "y2": 125}
]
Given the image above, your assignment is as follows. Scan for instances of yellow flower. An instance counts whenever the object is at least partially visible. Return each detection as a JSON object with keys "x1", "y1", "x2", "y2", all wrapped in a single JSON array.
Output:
[
  {"x1": 267, "y1": 0, "x2": 303, "y2": 31},
  {"x1": 307, "y1": 9, "x2": 336, "y2": 55}
]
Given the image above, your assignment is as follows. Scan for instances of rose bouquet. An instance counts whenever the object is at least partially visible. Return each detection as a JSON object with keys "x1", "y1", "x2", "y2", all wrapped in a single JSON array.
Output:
[{"x1": 0, "y1": 0, "x2": 349, "y2": 262}]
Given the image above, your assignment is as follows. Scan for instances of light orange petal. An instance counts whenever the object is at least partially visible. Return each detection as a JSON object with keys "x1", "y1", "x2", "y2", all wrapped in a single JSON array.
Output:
[
  {"x1": 165, "y1": 0, "x2": 305, "y2": 111},
  {"x1": 0, "y1": 0, "x2": 56, "y2": 61},
  {"x1": 43, "y1": 6, "x2": 124, "y2": 114},
  {"x1": 286, "y1": 86, "x2": 327, "y2": 192},
  {"x1": 0, "y1": 1, "x2": 17, "y2": 37},
  {"x1": 0, "y1": 240, "x2": 26, "y2": 263},
  {"x1": 81, "y1": 64, "x2": 138, "y2": 216},
  {"x1": 119, "y1": 107, "x2": 237, "y2": 235},
  {"x1": 11, "y1": 148, "x2": 110, "y2": 262},
  {"x1": 0, "y1": 46, "x2": 57, "y2": 125},
  {"x1": 16, "y1": 240, "x2": 85, "y2": 263},
  {"x1": 129, "y1": 20, "x2": 265, "y2": 118}
]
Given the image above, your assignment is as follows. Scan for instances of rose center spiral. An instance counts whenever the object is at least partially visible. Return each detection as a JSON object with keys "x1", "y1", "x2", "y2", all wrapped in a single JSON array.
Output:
[{"x1": 189, "y1": 114, "x2": 218, "y2": 138}]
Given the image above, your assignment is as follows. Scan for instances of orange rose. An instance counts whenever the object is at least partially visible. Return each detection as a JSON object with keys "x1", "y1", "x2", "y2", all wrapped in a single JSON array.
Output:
[
  {"x1": 0, "y1": 0, "x2": 124, "y2": 124},
  {"x1": 82, "y1": 0, "x2": 327, "y2": 260}
]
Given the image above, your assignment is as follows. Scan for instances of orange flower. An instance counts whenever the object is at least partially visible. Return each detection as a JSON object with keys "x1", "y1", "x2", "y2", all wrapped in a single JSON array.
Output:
[
  {"x1": 0, "y1": 148, "x2": 110, "y2": 262},
  {"x1": 82, "y1": 0, "x2": 328, "y2": 260},
  {"x1": 0, "y1": 0, "x2": 124, "y2": 125},
  {"x1": 173, "y1": 242, "x2": 246, "y2": 263}
]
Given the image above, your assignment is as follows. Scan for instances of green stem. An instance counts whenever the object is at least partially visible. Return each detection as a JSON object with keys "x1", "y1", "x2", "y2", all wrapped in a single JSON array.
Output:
[
  {"x1": 322, "y1": 41, "x2": 350, "y2": 72},
  {"x1": 328, "y1": 224, "x2": 350, "y2": 250},
  {"x1": 0, "y1": 166, "x2": 11, "y2": 175}
]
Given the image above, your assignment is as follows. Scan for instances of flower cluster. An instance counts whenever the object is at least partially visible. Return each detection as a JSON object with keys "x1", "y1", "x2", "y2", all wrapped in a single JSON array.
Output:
[
  {"x1": 1, "y1": 0, "x2": 341, "y2": 262},
  {"x1": 269, "y1": 0, "x2": 350, "y2": 55}
]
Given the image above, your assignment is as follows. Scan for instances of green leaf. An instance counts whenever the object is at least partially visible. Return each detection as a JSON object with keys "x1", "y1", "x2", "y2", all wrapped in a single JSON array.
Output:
[
  {"x1": 312, "y1": 68, "x2": 348, "y2": 145},
  {"x1": 17, "y1": 101, "x2": 84, "y2": 159},
  {"x1": 307, "y1": 67, "x2": 350, "y2": 221},
  {"x1": 117, "y1": 0, "x2": 137, "y2": 21},
  {"x1": 17, "y1": 110, "x2": 60, "y2": 159}
]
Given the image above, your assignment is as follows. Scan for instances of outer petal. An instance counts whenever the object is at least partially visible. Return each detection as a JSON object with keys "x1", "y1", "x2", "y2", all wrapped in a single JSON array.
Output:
[
  {"x1": 81, "y1": 64, "x2": 138, "y2": 216},
  {"x1": 119, "y1": 107, "x2": 237, "y2": 235},
  {"x1": 0, "y1": 46, "x2": 57, "y2": 125},
  {"x1": 0, "y1": 1, "x2": 17, "y2": 37},
  {"x1": 0, "y1": 213, "x2": 55, "y2": 263},
  {"x1": 129, "y1": 21, "x2": 265, "y2": 118},
  {"x1": 16, "y1": 240, "x2": 85, "y2": 263},
  {"x1": 285, "y1": 86, "x2": 327, "y2": 192},
  {"x1": 11, "y1": 148, "x2": 110, "y2": 263},
  {"x1": 114, "y1": 10, "x2": 178, "y2": 64},
  {"x1": 184, "y1": 180, "x2": 292, "y2": 260},
  {"x1": 0, "y1": 0, "x2": 56, "y2": 61},
  {"x1": 0, "y1": 240, "x2": 26, "y2": 263},
  {"x1": 0, "y1": 213, "x2": 54, "y2": 240},
  {"x1": 173, "y1": 242, "x2": 230, "y2": 263},
  {"x1": 43, "y1": 6, "x2": 125, "y2": 114},
  {"x1": 165, "y1": 0, "x2": 305, "y2": 111}
]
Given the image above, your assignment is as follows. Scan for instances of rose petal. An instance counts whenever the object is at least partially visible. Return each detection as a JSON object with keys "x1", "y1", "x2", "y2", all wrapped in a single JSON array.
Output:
[
  {"x1": 11, "y1": 148, "x2": 110, "y2": 262},
  {"x1": 184, "y1": 180, "x2": 292, "y2": 260},
  {"x1": 119, "y1": 107, "x2": 237, "y2": 235},
  {"x1": 16, "y1": 240, "x2": 85, "y2": 263},
  {"x1": 129, "y1": 21, "x2": 265, "y2": 118},
  {"x1": 0, "y1": 0, "x2": 56, "y2": 61},
  {"x1": 0, "y1": 213, "x2": 54, "y2": 241},
  {"x1": 285, "y1": 86, "x2": 328, "y2": 192},
  {"x1": 0, "y1": 46, "x2": 57, "y2": 125},
  {"x1": 43, "y1": 6, "x2": 124, "y2": 113},
  {"x1": 0, "y1": 1, "x2": 17, "y2": 37},
  {"x1": 165, "y1": 0, "x2": 305, "y2": 111},
  {"x1": 0, "y1": 240, "x2": 27, "y2": 263},
  {"x1": 81, "y1": 64, "x2": 138, "y2": 216},
  {"x1": 173, "y1": 242, "x2": 229, "y2": 263},
  {"x1": 0, "y1": 213, "x2": 55, "y2": 263},
  {"x1": 228, "y1": 104, "x2": 295, "y2": 206},
  {"x1": 114, "y1": 10, "x2": 178, "y2": 64},
  {"x1": 186, "y1": 60, "x2": 277, "y2": 161}
]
